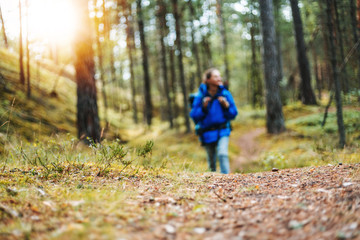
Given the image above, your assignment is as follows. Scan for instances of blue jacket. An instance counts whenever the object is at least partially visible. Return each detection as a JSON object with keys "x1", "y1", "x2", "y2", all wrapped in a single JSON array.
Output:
[{"x1": 190, "y1": 84, "x2": 238, "y2": 144}]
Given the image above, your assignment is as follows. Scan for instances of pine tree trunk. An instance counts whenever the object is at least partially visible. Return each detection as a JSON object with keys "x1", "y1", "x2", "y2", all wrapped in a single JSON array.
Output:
[
  {"x1": 350, "y1": 0, "x2": 360, "y2": 100},
  {"x1": 172, "y1": 0, "x2": 191, "y2": 133},
  {"x1": 312, "y1": 46, "x2": 321, "y2": 100},
  {"x1": 326, "y1": 0, "x2": 346, "y2": 148},
  {"x1": 157, "y1": 0, "x2": 174, "y2": 128},
  {"x1": 290, "y1": 0, "x2": 317, "y2": 105},
  {"x1": 137, "y1": 0, "x2": 153, "y2": 126},
  {"x1": 188, "y1": 1, "x2": 202, "y2": 87},
  {"x1": 250, "y1": 0, "x2": 262, "y2": 108},
  {"x1": 259, "y1": 0, "x2": 286, "y2": 134},
  {"x1": 216, "y1": 0, "x2": 230, "y2": 86},
  {"x1": 94, "y1": 0, "x2": 108, "y2": 125},
  {"x1": 122, "y1": 0, "x2": 138, "y2": 123},
  {"x1": 19, "y1": 0, "x2": 25, "y2": 85},
  {"x1": 169, "y1": 46, "x2": 179, "y2": 125},
  {"x1": 333, "y1": 0, "x2": 349, "y2": 94},
  {"x1": 25, "y1": 0, "x2": 30, "y2": 98},
  {"x1": 74, "y1": 0, "x2": 101, "y2": 143},
  {"x1": 273, "y1": 0, "x2": 284, "y2": 84},
  {"x1": 0, "y1": 5, "x2": 8, "y2": 48}
]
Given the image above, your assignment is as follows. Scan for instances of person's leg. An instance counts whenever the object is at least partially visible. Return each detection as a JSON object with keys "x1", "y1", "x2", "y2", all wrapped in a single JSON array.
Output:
[
  {"x1": 217, "y1": 136, "x2": 230, "y2": 174},
  {"x1": 204, "y1": 143, "x2": 217, "y2": 172}
]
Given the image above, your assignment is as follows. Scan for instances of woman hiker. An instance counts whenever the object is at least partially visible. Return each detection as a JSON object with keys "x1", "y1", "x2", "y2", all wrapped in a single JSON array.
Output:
[{"x1": 190, "y1": 68, "x2": 238, "y2": 174}]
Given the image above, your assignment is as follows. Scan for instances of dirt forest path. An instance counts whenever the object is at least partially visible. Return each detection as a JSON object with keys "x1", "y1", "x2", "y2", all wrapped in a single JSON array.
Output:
[{"x1": 233, "y1": 128, "x2": 266, "y2": 171}]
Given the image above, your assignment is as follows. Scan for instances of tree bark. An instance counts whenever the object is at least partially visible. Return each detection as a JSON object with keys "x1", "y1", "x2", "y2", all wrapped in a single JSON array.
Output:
[
  {"x1": 0, "y1": 5, "x2": 8, "y2": 48},
  {"x1": 94, "y1": 0, "x2": 108, "y2": 125},
  {"x1": 157, "y1": 0, "x2": 174, "y2": 128},
  {"x1": 326, "y1": 0, "x2": 346, "y2": 148},
  {"x1": 216, "y1": 0, "x2": 230, "y2": 86},
  {"x1": 333, "y1": 0, "x2": 349, "y2": 94},
  {"x1": 25, "y1": 0, "x2": 30, "y2": 98},
  {"x1": 169, "y1": 46, "x2": 179, "y2": 126},
  {"x1": 259, "y1": 0, "x2": 285, "y2": 134},
  {"x1": 172, "y1": 0, "x2": 191, "y2": 133},
  {"x1": 188, "y1": 1, "x2": 202, "y2": 87},
  {"x1": 19, "y1": 0, "x2": 25, "y2": 85},
  {"x1": 350, "y1": 0, "x2": 360, "y2": 100},
  {"x1": 137, "y1": 0, "x2": 153, "y2": 126},
  {"x1": 312, "y1": 46, "x2": 321, "y2": 100},
  {"x1": 121, "y1": 0, "x2": 138, "y2": 124},
  {"x1": 250, "y1": 0, "x2": 263, "y2": 108},
  {"x1": 74, "y1": 0, "x2": 101, "y2": 143},
  {"x1": 273, "y1": 0, "x2": 284, "y2": 85},
  {"x1": 290, "y1": 0, "x2": 317, "y2": 105}
]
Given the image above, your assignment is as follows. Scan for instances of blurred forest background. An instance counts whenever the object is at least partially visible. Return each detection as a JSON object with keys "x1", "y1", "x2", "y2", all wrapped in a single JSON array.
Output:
[{"x1": 0, "y1": 0, "x2": 359, "y2": 149}]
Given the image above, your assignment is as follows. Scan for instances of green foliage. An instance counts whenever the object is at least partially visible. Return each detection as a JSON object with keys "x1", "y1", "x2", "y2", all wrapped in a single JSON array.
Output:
[
  {"x1": 89, "y1": 139, "x2": 129, "y2": 177},
  {"x1": 287, "y1": 109, "x2": 360, "y2": 140},
  {"x1": 136, "y1": 140, "x2": 154, "y2": 168}
]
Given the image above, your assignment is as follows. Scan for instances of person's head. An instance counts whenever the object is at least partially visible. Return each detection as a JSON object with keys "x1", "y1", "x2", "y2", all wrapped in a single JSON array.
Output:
[{"x1": 203, "y1": 68, "x2": 222, "y2": 87}]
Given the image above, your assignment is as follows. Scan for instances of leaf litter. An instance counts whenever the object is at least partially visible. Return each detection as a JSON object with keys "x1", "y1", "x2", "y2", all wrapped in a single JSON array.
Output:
[{"x1": 0, "y1": 163, "x2": 359, "y2": 239}]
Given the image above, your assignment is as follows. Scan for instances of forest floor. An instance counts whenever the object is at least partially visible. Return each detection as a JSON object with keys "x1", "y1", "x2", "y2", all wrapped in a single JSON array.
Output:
[
  {"x1": 1, "y1": 162, "x2": 359, "y2": 239},
  {"x1": 232, "y1": 127, "x2": 266, "y2": 171}
]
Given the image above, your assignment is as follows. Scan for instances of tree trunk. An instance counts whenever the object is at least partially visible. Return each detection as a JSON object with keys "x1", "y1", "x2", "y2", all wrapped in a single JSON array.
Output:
[
  {"x1": 172, "y1": 0, "x2": 191, "y2": 133},
  {"x1": 333, "y1": 0, "x2": 349, "y2": 94},
  {"x1": 290, "y1": 0, "x2": 317, "y2": 105},
  {"x1": 74, "y1": 0, "x2": 101, "y2": 143},
  {"x1": 169, "y1": 46, "x2": 179, "y2": 126},
  {"x1": 25, "y1": 0, "x2": 30, "y2": 98},
  {"x1": 188, "y1": 1, "x2": 202, "y2": 87},
  {"x1": 0, "y1": 5, "x2": 8, "y2": 48},
  {"x1": 312, "y1": 46, "x2": 321, "y2": 100},
  {"x1": 19, "y1": 0, "x2": 25, "y2": 85},
  {"x1": 157, "y1": 0, "x2": 174, "y2": 128},
  {"x1": 273, "y1": 0, "x2": 283, "y2": 83},
  {"x1": 250, "y1": 0, "x2": 262, "y2": 108},
  {"x1": 94, "y1": 0, "x2": 108, "y2": 125},
  {"x1": 326, "y1": 0, "x2": 346, "y2": 148},
  {"x1": 350, "y1": 0, "x2": 360, "y2": 100},
  {"x1": 121, "y1": 0, "x2": 138, "y2": 123},
  {"x1": 259, "y1": 0, "x2": 286, "y2": 134},
  {"x1": 137, "y1": 0, "x2": 153, "y2": 126},
  {"x1": 216, "y1": 0, "x2": 230, "y2": 86}
]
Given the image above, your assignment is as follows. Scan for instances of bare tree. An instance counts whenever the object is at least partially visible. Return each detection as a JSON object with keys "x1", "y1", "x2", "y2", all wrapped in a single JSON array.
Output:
[
  {"x1": 326, "y1": 0, "x2": 345, "y2": 148},
  {"x1": 350, "y1": 0, "x2": 360, "y2": 100},
  {"x1": 216, "y1": 0, "x2": 230, "y2": 86},
  {"x1": 19, "y1": 0, "x2": 25, "y2": 85},
  {"x1": 290, "y1": 0, "x2": 317, "y2": 105},
  {"x1": 188, "y1": 0, "x2": 202, "y2": 87},
  {"x1": 74, "y1": 0, "x2": 101, "y2": 143},
  {"x1": 157, "y1": 0, "x2": 174, "y2": 128},
  {"x1": 333, "y1": 0, "x2": 348, "y2": 94},
  {"x1": 120, "y1": 0, "x2": 138, "y2": 123},
  {"x1": 25, "y1": 0, "x2": 30, "y2": 98},
  {"x1": 94, "y1": 0, "x2": 108, "y2": 125},
  {"x1": 137, "y1": 0, "x2": 153, "y2": 126},
  {"x1": 172, "y1": 0, "x2": 191, "y2": 133},
  {"x1": 259, "y1": 0, "x2": 285, "y2": 134},
  {"x1": 0, "y1": 5, "x2": 8, "y2": 48}
]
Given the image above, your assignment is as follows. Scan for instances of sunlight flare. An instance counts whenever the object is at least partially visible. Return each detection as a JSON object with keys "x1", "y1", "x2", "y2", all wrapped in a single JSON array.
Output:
[{"x1": 27, "y1": 0, "x2": 78, "y2": 44}]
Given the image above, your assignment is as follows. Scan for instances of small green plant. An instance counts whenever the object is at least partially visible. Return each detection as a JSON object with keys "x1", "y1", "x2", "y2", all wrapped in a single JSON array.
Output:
[
  {"x1": 136, "y1": 140, "x2": 154, "y2": 168},
  {"x1": 90, "y1": 139, "x2": 129, "y2": 177}
]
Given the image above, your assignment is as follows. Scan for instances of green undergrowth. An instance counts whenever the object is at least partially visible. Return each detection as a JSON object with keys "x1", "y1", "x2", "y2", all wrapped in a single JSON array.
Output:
[
  {"x1": 238, "y1": 103, "x2": 360, "y2": 173},
  {"x1": 0, "y1": 48, "x2": 77, "y2": 146}
]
